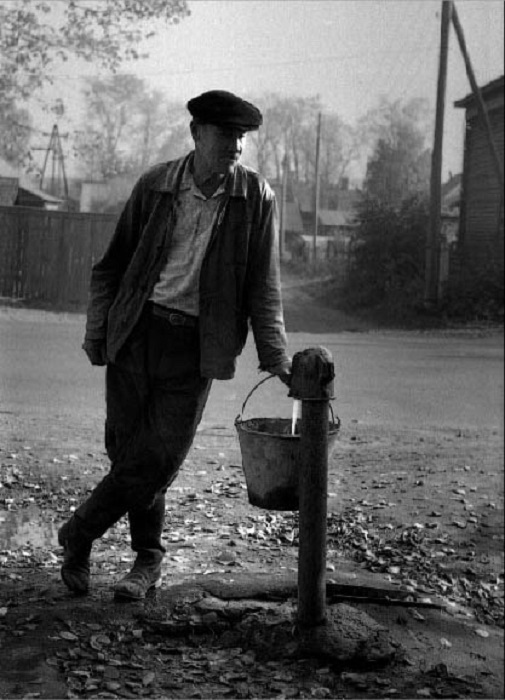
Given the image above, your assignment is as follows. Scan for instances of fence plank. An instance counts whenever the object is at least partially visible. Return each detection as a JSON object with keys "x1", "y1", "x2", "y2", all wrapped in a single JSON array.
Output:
[
  {"x1": 0, "y1": 209, "x2": 16, "y2": 296},
  {"x1": 0, "y1": 206, "x2": 117, "y2": 308}
]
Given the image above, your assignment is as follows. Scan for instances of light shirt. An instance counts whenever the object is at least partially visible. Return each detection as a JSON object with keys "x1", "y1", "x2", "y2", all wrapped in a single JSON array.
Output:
[{"x1": 150, "y1": 160, "x2": 227, "y2": 316}]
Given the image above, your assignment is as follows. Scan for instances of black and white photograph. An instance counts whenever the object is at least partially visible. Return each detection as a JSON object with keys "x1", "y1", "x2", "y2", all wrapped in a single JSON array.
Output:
[{"x1": 0, "y1": 1, "x2": 503, "y2": 698}]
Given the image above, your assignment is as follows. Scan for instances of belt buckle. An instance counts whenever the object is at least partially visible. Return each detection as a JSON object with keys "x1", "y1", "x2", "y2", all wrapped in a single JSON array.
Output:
[{"x1": 169, "y1": 312, "x2": 185, "y2": 326}]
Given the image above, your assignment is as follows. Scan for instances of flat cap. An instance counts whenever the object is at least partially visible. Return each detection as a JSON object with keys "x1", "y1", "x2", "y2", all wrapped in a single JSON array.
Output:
[{"x1": 187, "y1": 90, "x2": 262, "y2": 131}]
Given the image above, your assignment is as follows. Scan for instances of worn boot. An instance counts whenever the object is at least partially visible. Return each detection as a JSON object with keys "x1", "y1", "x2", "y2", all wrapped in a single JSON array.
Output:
[
  {"x1": 58, "y1": 476, "x2": 126, "y2": 595},
  {"x1": 114, "y1": 550, "x2": 163, "y2": 600},
  {"x1": 114, "y1": 495, "x2": 165, "y2": 600},
  {"x1": 58, "y1": 518, "x2": 93, "y2": 595}
]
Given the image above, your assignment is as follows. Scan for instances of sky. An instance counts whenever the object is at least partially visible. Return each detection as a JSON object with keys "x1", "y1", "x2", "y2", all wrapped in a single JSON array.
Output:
[{"x1": 20, "y1": 0, "x2": 505, "y2": 181}]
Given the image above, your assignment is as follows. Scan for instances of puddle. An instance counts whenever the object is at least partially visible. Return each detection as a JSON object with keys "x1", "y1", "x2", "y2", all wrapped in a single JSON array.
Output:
[{"x1": 0, "y1": 506, "x2": 59, "y2": 549}]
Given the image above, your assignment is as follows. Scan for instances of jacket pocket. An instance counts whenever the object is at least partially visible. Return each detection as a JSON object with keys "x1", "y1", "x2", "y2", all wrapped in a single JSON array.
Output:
[{"x1": 200, "y1": 296, "x2": 247, "y2": 356}]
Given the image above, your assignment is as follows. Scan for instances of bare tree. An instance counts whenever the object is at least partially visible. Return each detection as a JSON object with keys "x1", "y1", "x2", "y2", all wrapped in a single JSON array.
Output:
[
  {"x1": 156, "y1": 103, "x2": 194, "y2": 163},
  {"x1": 360, "y1": 97, "x2": 433, "y2": 206},
  {"x1": 248, "y1": 94, "x2": 361, "y2": 202},
  {"x1": 0, "y1": 0, "x2": 189, "y2": 167},
  {"x1": 75, "y1": 75, "x2": 171, "y2": 179}
]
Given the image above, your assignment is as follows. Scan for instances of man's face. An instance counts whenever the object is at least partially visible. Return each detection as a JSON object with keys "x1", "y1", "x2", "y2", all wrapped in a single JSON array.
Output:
[{"x1": 193, "y1": 122, "x2": 247, "y2": 176}]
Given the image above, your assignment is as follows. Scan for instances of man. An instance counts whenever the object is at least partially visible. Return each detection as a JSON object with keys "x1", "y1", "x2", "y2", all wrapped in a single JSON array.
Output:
[{"x1": 58, "y1": 90, "x2": 291, "y2": 600}]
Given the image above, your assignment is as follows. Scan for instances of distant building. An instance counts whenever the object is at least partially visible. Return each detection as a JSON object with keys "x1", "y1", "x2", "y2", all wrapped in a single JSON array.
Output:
[
  {"x1": 0, "y1": 160, "x2": 24, "y2": 205},
  {"x1": 270, "y1": 182, "x2": 305, "y2": 260},
  {"x1": 0, "y1": 157, "x2": 70, "y2": 210},
  {"x1": 0, "y1": 176, "x2": 18, "y2": 206},
  {"x1": 15, "y1": 184, "x2": 64, "y2": 210},
  {"x1": 440, "y1": 172, "x2": 462, "y2": 252},
  {"x1": 80, "y1": 174, "x2": 138, "y2": 214},
  {"x1": 290, "y1": 182, "x2": 361, "y2": 232},
  {"x1": 271, "y1": 175, "x2": 361, "y2": 261},
  {"x1": 441, "y1": 172, "x2": 462, "y2": 215},
  {"x1": 315, "y1": 209, "x2": 357, "y2": 237},
  {"x1": 454, "y1": 75, "x2": 504, "y2": 270}
]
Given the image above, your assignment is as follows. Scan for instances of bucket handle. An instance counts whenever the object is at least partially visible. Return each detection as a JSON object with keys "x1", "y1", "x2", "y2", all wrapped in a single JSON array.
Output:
[
  {"x1": 236, "y1": 374, "x2": 276, "y2": 424},
  {"x1": 236, "y1": 374, "x2": 340, "y2": 430}
]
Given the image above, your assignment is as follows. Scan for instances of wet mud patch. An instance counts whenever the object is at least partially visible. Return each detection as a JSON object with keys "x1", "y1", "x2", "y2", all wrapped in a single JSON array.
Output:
[{"x1": 1, "y1": 572, "x2": 502, "y2": 699}]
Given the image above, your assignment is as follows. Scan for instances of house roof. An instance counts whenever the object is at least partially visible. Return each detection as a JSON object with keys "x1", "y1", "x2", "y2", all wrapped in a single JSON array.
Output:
[
  {"x1": 301, "y1": 234, "x2": 333, "y2": 248},
  {"x1": 335, "y1": 189, "x2": 362, "y2": 212},
  {"x1": 441, "y1": 173, "x2": 462, "y2": 197},
  {"x1": 18, "y1": 184, "x2": 64, "y2": 204},
  {"x1": 454, "y1": 74, "x2": 504, "y2": 109},
  {"x1": 296, "y1": 186, "x2": 362, "y2": 215},
  {"x1": 0, "y1": 156, "x2": 63, "y2": 204},
  {"x1": 295, "y1": 188, "x2": 314, "y2": 212},
  {"x1": 442, "y1": 185, "x2": 461, "y2": 211},
  {"x1": 318, "y1": 209, "x2": 356, "y2": 227},
  {"x1": 441, "y1": 173, "x2": 462, "y2": 211},
  {"x1": 282, "y1": 201, "x2": 304, "y2": 233}
]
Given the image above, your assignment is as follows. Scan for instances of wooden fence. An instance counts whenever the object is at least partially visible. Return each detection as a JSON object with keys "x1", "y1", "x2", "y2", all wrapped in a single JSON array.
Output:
[{"x1": 0, "y1": 206, "x2": 117, "y2": 309}]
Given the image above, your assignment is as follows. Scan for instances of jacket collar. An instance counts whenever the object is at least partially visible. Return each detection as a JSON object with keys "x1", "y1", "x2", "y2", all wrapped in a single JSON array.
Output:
[{"x1": 151, "y1": 152, "x2": 248, "y2": 199}]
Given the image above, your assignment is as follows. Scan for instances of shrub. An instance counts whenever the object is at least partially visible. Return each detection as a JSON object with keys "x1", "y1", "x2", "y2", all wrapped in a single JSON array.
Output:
[
  {"x1": 341, "y1": 195, "x2": 428, "y2": 318},
  {"x1": 441, "y1": 258, "x2": 504, "y2": 322}
]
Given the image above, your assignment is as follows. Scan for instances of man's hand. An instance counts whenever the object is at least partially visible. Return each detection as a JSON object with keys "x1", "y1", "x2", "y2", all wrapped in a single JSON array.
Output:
[
  {"x1": 275, "y1": 369, "x2": 292, "y2": 387},
  {"x1": 268, "y1": 360, "x2": 292, "y2": 387},
  {"x1": 82, "y1": 339, "x2": 107, "y2": 366}
]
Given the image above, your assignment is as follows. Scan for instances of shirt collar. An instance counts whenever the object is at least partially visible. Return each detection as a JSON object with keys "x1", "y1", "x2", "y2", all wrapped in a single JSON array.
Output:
[
  {"x1": 179, "y1": 157, "x2": 228, "y2": 199},
  {"x1": 152, "y1": 152, "x2": 248, "y2": 199},
  {"x1": 178, "y1": 156, "x2": 194, "y2": 192}
]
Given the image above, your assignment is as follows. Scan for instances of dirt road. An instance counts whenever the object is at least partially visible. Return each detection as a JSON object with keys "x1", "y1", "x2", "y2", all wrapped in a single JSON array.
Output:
[{"x1": 0, "y1": 296, "x2": 503, "y2": 698}]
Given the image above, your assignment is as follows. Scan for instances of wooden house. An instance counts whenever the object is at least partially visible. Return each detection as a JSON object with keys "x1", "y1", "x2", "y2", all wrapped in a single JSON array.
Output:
[
  {"x1": 0, "y1": 157, "x2": 66, "y2": 210},
  {"x1": 454, "y1": 75, "x2": 504, "y2": 270},
  {"x1": 15, "y1": 183, "x2": 64, "y2": 210}
]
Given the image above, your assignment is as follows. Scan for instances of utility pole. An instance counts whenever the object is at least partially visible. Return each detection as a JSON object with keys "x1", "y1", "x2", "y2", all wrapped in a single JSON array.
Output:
[
  {"x1": 313, "y1": 112, "x2": 322, "y2": 264},
  {"x1": 40, "y1": 124, "x2": 69, "y2": 204},
  {"x1": 141, "y1": 106, "x2": 152, "y2": 171},
  {"x1": 425, "y1": 0, "x2": 452, "y2": 307},
  {"x1": 280, "y1": 153, "x2": 289, "y2": 261}
]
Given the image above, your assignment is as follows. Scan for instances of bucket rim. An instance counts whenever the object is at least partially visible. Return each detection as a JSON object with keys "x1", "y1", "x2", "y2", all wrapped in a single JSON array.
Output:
[
  {"x1": 235, "y1": 416, "x2": 300, "y2": 439},
  {"x1": 235, "y1": 415, "x2": 341, "y2": 438}
]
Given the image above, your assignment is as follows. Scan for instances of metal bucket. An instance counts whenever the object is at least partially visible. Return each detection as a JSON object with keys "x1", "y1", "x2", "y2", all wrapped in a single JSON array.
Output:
[{"x1": 235, "y1": 376, "x2": 340, "y2": 511}]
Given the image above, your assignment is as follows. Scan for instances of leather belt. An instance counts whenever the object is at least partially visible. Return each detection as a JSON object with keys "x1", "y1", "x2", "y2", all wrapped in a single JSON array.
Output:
[{"x1": 149, "y1": 303, "x2": 198, "y2": 328}]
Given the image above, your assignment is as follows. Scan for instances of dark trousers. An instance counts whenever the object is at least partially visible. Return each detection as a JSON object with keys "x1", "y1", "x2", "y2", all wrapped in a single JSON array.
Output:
[{"x1": 73, "y1": 305, "x2": 212, "y2": 554}]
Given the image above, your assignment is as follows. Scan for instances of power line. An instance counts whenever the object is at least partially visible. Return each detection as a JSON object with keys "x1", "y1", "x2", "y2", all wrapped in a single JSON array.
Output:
[
  {"x1": 368, "y1": 7, "x2": 416, "y2": 103},
  {"x1": 383, "y1": 6, "x2": 438, "y2": 103},
  {"x1": 396, "y1": 16, "x2": 440, "y2": 104},
  {"x1": 0, "y1": 46, "x2": 446, "y2": 88}
]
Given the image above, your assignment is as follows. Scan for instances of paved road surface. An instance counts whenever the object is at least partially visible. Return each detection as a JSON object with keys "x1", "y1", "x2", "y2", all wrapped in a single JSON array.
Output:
[
  {"x1": 0, "y1": 307, "x2": 503, "y2": 700},
  {"x1": 0, "y1": 308, "x2": 502, "y2": 436}
]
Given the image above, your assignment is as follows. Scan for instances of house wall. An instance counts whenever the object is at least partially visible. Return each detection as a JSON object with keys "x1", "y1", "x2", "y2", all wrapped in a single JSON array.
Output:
[
  {"x1": 15, "y1": 189, "x2": 46, "y2": 208},
  {"x1": 461, "y1": 103, "x2": 504, "y2": 269},
  {"x1": 0, "y1": 177, "x2": 18, "y2": 206}
]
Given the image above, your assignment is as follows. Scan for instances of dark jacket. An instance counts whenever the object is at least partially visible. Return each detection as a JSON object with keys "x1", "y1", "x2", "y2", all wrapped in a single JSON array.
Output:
[{"x1": 85, "y1": 153, "x2": 290, "y2": 380}]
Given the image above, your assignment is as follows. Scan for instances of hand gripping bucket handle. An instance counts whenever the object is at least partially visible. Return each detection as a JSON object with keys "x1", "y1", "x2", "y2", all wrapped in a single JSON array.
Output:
[
  {"x1": 235, "y1": 375, "x2": 340, "y2": 511},
  {"x1": 235, "y1": 374, "x2": 340, "y2": 429}
]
